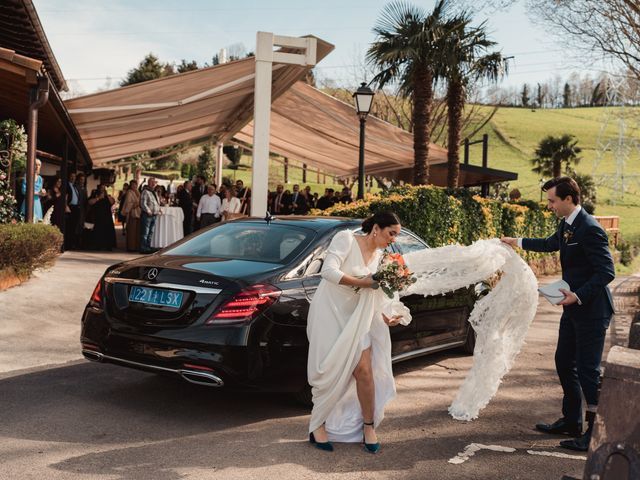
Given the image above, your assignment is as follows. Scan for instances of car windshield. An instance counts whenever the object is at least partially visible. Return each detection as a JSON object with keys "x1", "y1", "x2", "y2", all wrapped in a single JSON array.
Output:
[{"x1": 163, "y1": 223, "x2": 315, "y2": 264}]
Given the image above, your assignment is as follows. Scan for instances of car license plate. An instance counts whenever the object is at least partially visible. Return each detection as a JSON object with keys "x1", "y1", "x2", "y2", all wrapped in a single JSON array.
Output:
[{"x1": 128, "y1": 286, "x2": 183, "y2": 308}]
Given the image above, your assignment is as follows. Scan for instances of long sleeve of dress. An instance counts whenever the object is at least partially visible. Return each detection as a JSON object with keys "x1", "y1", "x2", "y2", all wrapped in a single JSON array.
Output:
[{"x1": 320, "y1": 230, "x2": 353, "y2": 285}]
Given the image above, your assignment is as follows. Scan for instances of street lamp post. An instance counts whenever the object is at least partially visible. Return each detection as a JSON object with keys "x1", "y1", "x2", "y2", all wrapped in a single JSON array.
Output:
[{"x1": 353, "y1": 82, "x2": 374, "y2": 200}]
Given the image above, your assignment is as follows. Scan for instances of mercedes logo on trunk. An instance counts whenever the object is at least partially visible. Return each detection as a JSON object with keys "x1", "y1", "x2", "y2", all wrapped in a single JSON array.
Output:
[{"x1": 147, "y1": 268, "x2": 158, "y2": 280}]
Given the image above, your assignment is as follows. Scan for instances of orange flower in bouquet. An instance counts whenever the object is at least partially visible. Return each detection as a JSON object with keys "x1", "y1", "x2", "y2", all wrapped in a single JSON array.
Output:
[{"x1": 372, "y1": 251, "x2": 417, "y2": 298}]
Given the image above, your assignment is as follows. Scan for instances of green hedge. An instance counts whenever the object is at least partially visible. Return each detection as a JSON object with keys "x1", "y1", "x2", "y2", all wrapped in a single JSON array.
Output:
[
  {"x1": 317, "y1": 185, "x2": 559, "y2": 269},
  {"x1": 0, "y1": 223, "x2": 63, "y2": 277}
]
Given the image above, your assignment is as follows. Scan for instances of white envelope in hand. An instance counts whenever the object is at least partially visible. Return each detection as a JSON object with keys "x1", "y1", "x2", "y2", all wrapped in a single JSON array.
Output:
[{"x1": 538, "y1": 279, "x2": 571, "y2": 305}]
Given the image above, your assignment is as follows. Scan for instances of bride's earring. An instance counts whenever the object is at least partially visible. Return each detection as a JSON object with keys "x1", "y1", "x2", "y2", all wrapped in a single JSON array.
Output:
[{"x1": 373, "y1": 231, "x2": 377, "y2": 237}]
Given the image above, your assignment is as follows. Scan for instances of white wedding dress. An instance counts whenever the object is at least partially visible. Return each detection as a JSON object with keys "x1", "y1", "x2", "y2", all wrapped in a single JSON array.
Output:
[
  {"x1": 308, "y1": 233, "x2": 539, "y2": 431},
  {"x1": 307, "y1": 230, "x2": 411, "y2": 442}
]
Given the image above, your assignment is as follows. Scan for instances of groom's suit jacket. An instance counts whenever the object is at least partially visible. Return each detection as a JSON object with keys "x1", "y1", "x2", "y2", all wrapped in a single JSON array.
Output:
[{"x1": 522, "y1": 207, "x2": 615, "y2": 325}]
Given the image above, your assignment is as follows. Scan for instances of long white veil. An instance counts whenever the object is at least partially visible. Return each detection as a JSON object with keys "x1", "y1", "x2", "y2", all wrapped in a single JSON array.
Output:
[{"x1": 403, "y1": 238, "x2": 539, "y2": 421}]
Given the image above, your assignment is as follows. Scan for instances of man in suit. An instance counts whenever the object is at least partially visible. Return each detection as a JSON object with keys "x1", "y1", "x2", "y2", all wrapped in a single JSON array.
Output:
[
  {"x1": 65, "y1": 172, "x2": 80, "y2": 249},
  {"x1": 501, "y1": 176, "x2": 615, "y2": 452},
  {"x1": 287, "y1": 184, "x2": 308, "y2": 215},
  {"x1": 270, "y1": 184, "x2": 287, "y2": 214},
  {"x1": 177, "y1": 180, "x2": 193, "y2": 235}
]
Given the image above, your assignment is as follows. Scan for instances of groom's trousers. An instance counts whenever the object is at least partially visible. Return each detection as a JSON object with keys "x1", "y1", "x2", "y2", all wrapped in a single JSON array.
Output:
[{"x1": 555, "y1": 312, "x2": 608, "y2": 424}]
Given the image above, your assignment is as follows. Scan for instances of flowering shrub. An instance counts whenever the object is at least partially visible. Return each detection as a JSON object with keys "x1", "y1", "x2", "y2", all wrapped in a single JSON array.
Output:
[{"x1": 317, "y1": 184, "x2": 560, "y2": 272}]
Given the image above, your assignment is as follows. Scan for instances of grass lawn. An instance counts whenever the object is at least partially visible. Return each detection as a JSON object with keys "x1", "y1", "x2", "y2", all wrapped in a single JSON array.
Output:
[{"x1": 465, "y1": 106, "x2": 640, "y2": 243}]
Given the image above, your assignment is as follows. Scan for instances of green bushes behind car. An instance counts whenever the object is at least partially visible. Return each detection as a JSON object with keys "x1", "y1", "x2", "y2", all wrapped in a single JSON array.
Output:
[{"x1": 316, "y1": 185, "x2": 559, "y2": 272}]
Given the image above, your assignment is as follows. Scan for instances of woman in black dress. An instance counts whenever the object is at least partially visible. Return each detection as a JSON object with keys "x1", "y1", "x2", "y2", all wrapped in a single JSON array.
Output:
[
  {"x1": 43, "y1": 176, "x2": 66, "y2": 232},
  {"x1": 87, "y1": 184, "x2": 116, "y2": 250}
]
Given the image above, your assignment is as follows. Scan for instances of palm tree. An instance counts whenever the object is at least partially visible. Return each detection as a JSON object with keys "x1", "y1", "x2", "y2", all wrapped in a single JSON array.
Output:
[
  {"x1": 441, "y1": 13, "x2": 506, "y2": 188},
  {"x1": 366, "y1": 0, "x2": 452, "y2": 185},
  {"x1": 531, "y1": 134, "x2": 582, "y2": 179}
]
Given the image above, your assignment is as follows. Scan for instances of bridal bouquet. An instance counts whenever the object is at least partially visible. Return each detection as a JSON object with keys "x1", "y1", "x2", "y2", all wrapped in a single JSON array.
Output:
[{"x1": 371, "y1": 252, "x2": 417, "y2": 298}]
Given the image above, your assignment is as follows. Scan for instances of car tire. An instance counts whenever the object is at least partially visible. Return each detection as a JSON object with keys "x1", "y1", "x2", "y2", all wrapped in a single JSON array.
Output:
[
  {"x1": 293, "y1": 383, "x2": 313, "y2": 407},
  {"x1": 461, "y1": 326, "x2": 476, "y2": 354}
]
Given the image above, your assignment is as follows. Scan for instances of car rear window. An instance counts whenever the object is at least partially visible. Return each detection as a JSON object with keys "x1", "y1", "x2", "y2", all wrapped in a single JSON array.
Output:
[{"x1": 163, "y1": 223, "x2": 315, "y2": 264}]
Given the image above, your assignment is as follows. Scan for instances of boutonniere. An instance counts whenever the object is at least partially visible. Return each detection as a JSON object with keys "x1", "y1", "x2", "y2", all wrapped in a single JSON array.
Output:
[{"x1": 563, "y1": 228, "x2": 574, "y2": 243}]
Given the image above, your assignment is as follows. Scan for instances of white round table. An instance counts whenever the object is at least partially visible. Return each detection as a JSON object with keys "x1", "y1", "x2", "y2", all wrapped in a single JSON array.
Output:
[{"x1": 151, "y1": 206, "x2": 184, "y2": 249}]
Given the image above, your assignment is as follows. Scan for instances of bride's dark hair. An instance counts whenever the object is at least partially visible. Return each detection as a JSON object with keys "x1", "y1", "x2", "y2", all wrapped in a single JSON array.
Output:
[{"x1": 361, "y1": 211, "x2": 401, "y2": 233}]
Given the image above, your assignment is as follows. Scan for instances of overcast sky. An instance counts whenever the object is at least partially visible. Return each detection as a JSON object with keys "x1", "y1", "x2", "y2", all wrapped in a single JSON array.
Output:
[{"x1": 33, "y1": 0, "x2": 589, "y2": 97}]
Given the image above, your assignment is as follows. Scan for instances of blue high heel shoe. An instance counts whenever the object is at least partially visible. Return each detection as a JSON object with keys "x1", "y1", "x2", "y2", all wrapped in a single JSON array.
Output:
[
  {"x1": 363, "y1": 421, "x2": 381, "y2": 454},
  {"x1": 309, "y1": 431, "x2": 334, "y2": 452}
]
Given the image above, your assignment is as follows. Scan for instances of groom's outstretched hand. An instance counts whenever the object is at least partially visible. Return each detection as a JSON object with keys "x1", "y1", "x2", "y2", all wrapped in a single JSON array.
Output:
[{"x1": 500, "y1": 237, "x2": 518, "y2": 248}]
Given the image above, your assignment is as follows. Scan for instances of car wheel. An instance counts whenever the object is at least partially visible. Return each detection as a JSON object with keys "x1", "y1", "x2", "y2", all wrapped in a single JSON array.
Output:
[
  {"x1": 461, "y1": 326, "x2": 476, "y2": 354},
  {"x1": 293, "y1": 383, "x2": 313, "y2": 407}
]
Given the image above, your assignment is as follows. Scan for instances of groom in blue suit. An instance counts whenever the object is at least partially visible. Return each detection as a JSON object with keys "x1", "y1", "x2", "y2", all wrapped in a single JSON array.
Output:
[{"x1": 502, "y1": 176, "x2": 615, "y2": 452}]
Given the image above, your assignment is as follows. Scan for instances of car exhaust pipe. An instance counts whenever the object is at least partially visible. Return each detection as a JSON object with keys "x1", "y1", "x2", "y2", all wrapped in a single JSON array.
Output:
[
  {"x1": 82, "y1": 349, "x2": 104, "y2": 362},
  {"x1": 179, "y1": 369, "x2": 224, "y2": 387}
]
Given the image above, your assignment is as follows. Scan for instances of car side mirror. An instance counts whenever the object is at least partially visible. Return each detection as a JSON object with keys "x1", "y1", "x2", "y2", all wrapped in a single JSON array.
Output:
[{"x1": 305, "y1": 258, "x2": 323, "y2": 276}]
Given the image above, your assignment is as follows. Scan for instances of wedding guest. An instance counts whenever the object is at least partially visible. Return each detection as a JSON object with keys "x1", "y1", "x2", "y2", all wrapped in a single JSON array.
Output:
[
  {"x1": 43, "y1": 176, "x2": 65, "y2": 231},
  {"x1": 74, "y1": 173, "x2": 88, "y2": 249},
  {"x1": 270, "y1": 184, "x2": 287, "y2": 214},
  {"x1": 65, "y1": 172, "x2": 81, "y2": 249},
  {"x1": 501, "y1": 177, "x2": 615, "y2": 452},
  {"x1": 87, "y1": 184, "x2": 116, "y2": 251},
  {"x1": 140, "y1": 177, "x2": 161, "y2": 253},
  {"x1": 121, "y1": 179, "x2": 141, "y2": 252},
  {"x1": 307, "y1": 212, "x2": 408, "y2": 453},
  {"x1": 235, "y1": 179, "x2": 247, "y2": 200},
  {"x1": 317, "y1": 188, "x2": 335, "y2": 210},
  {"x1": 287, "y1": 184, "x2": 308, "y2": 215},
  {"x1": 192, "y1": 175, "x2": 206, "y2": 229},
  {"x1": 236, "y1": 179, "x2": 251, "y2": 213},
  {"x1": 191, "y1": 175, "x2": 205, "y2": 202},
  {"x1": 20, "y1": 158, "x2": 45, "y2": 221},
  {"x1": 117, "y1": 182, "x2": 129, "y2": 235},
  {"x1": 339, "y1": 187, "x2": 352, "y2": 204},
  {"x1": 197, "y1": 184, "x2": 221, "y2": 228},
  {"x1": 177, "y1": 180, "x2": 193, "y2": 235},
  {"x1": 221, "y1": 186, "x2": 242, "y2": 221}
]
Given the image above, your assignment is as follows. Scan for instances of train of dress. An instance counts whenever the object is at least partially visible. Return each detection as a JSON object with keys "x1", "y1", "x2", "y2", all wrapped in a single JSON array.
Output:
[{"x1": 403, "y1": 238, "x2": 539, "y2": 421}]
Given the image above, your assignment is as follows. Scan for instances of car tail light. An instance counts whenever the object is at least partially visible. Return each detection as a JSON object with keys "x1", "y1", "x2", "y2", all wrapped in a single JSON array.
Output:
[
  {"x1": 206, "y1": 284, "x2": 281, "y2": 325},
  {"x1": 89, "y1": 280, "x2": 102, "y2": 306}
]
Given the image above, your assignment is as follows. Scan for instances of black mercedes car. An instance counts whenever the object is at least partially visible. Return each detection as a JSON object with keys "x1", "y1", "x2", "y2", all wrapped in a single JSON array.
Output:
[{"x1": 81, "y1": 216, "x2": 482, "y2": 403}]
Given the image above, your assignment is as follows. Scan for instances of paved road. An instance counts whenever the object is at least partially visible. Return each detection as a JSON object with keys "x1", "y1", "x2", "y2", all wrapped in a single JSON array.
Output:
[{"x1": 0, "y1": 251, "x2": 633, "y2": 479}]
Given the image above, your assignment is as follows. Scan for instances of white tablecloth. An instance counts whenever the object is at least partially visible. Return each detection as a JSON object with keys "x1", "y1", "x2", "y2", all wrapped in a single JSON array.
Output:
[{"x1": 151, "y1": 206, "x2": 184, "y2": 248}]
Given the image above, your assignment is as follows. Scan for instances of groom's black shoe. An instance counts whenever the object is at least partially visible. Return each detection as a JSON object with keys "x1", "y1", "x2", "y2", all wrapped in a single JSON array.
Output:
[
  {"x1": 535, "y1": 418, "x2": 582, "y2": 437},
  {"x1": 559, "y1": 411, "x2": 595, "y2": 452},
  {"x1": 559, "y1": 431, "x2": 591, "y2": 452}
]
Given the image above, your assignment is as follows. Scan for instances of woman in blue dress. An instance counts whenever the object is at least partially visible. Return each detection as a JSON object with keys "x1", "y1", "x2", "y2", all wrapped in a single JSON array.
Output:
[{"x1": 20, "y1": 159, "x2": 45, "y2": 221}]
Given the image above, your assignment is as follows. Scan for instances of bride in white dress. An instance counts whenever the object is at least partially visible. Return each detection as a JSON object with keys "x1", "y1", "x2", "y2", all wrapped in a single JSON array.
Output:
[{"x1": 307, "y1": 212, "x2": 411, "y2": 453}]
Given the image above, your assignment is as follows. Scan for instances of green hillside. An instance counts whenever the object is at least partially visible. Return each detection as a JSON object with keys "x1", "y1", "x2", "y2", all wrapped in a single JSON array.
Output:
[{"x1": 464, "y1": 106, "x2": 640, "y2": 243}]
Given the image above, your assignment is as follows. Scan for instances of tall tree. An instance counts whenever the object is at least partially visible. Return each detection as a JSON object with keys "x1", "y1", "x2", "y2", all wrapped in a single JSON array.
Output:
[
  {"x1": 440, "y1": 12, "x2": 505, "y2": 187},
  {"x1": 536, "y1": 82, "x2": 546, "y2": 108},
  {"x1": 367, "y1": 0, "x2": 452, "y2": 185},
  {"x1": 531, "y1": 134, "x2": 582, "y2": 178},
  {"x1": 521, "y1": 83, "x2": 530, "y2": 107},
  {"x1": 197, "y1": 144, "x2": 215, "y2": 182},
  {"x1": 563, "y1": 82, "x2": 572, "y2": 107},
  {"x1": 177, "y1": 59, "x2": 199, "y2": 73},
  {"x1": 121, "y1": 54, "x2": 174, "y2": 86}
]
